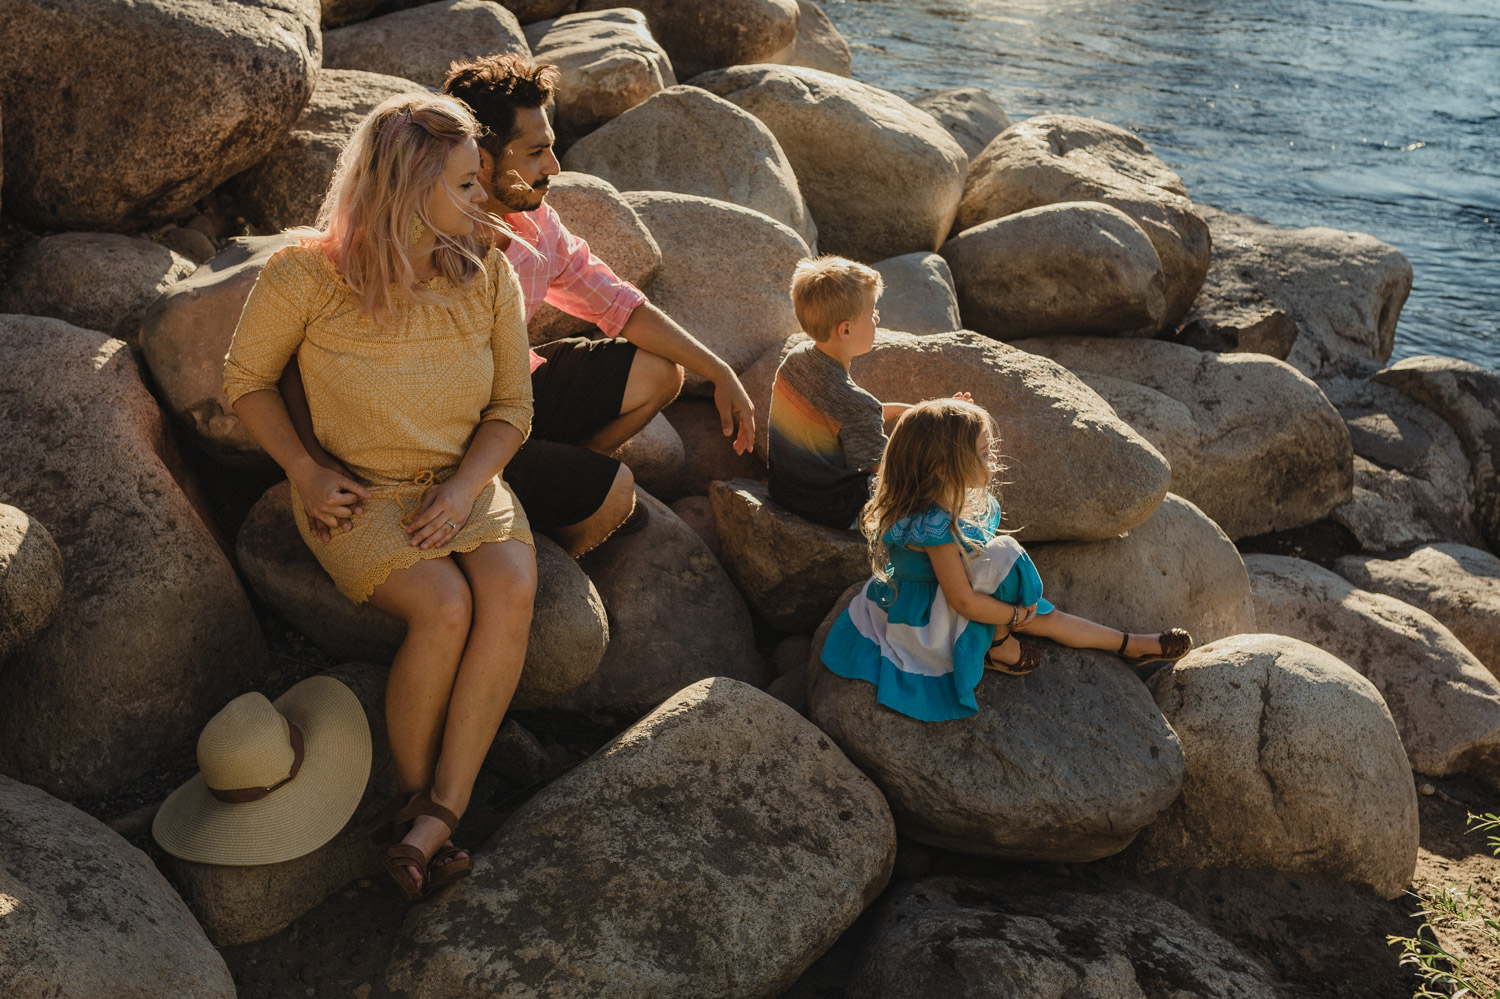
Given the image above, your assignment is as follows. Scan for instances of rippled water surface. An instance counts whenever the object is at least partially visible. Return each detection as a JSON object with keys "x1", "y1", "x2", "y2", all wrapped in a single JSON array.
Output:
[{"x1": 818, "y1": 0, "x2": 1500, "y2": 369}]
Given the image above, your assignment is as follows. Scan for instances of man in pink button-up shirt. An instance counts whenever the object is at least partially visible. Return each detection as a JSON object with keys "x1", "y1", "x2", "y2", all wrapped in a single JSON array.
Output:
[{"x1": 446, "y1": 54, "x2": 756, "y2": 556}]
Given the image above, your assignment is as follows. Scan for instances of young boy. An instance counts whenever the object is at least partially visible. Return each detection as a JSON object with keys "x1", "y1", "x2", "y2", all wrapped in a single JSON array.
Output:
[{"x1": 769, "y1": 256, "x2": 907, "y2": 530}]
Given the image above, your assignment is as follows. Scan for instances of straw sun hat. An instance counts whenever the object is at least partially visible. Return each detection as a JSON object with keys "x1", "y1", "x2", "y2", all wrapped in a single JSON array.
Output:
[{"x1": 153, "y1": 676, "x2": 372, "y2": 866}]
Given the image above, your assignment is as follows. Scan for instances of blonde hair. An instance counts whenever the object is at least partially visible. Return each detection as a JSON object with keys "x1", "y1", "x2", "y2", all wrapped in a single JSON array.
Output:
[
  {"x1": 790, "y1": 255, "x2": 883, "y2": 341},
  {"x1": 864, "y1": 398, "x2": 1002, "y2": 579},
  {"x1": 298, "y1": 93, "x2": 505, "y2": 320}
]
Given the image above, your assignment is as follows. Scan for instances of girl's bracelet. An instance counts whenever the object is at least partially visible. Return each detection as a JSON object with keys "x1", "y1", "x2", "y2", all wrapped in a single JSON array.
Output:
[{"x1": 1009, "y1": 604, "x2": 1021, "y2": 627}]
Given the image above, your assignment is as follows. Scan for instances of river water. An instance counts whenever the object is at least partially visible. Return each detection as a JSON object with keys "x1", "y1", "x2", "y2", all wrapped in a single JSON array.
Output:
[{"x1": 816, "y1": 0, "x2": 1500, "y2": 370}]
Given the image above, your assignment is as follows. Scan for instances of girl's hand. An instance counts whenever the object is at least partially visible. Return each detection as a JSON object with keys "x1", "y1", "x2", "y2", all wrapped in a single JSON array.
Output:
[
  {"x1": 407, "y1": 479, "x2": 480, "y2": 549},
  {"x1": 291, "y1": 461, "x2": 370, "y2": 543},
  {"x1": 1010, "y1": 603, "x2": 1039, "y2": 631}
]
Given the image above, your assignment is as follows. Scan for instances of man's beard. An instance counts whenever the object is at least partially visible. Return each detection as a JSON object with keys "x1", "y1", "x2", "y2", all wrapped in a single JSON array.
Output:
[{"x1": 496, "y1": 173, "x2": 548, "y2": 213}]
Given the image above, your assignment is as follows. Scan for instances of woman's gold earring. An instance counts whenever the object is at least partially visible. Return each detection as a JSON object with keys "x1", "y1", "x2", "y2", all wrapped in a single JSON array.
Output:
[{"x1": 409, "y1": 214, "x2": 425, "y2": 245}]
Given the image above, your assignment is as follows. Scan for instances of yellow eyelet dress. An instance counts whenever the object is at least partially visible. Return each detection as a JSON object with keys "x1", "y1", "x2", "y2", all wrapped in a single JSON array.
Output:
[{"x1": 224, "y1": 243, "x2": 534, "y2": 603}]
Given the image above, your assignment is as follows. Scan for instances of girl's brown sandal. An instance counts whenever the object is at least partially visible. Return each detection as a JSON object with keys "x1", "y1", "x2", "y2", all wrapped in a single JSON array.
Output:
[
  {"x1": 985, "y1": 631, "x2": 1042, "y2": 676},
  {"x1": 1117, "y1": 628, "x2": 1194, "y2": 667}
]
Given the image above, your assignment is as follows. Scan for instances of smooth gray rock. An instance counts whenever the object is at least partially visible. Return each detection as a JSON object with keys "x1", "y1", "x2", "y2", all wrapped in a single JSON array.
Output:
[
  {"x1": 0, "y1": 318, "x2": 266, "y2": 799},
  {"x1": 564, "y1": 85, "x2": 817, "y2": 247},
  {"x1": 614, "y1": 411, "x2": 685, "y2": 500},
  {"x1": 1018, "y1": 337, "x2": 1353, "y2": 540},
  {"x1": 870, "y1": 251, "x2": 962, "y2": 335},
  {"x1": 0, "y1": 505, "x2": 62, "y2": 665},
  {"x1": 1336, "y1": 543, "x2": 1500, "y2": 682},
  {"x1": 577, "y1": 0, "x2": 798, "y2": 79},
  {"x1": 695, "y1": 65, "x2": 968, "y2": 262},
  {"x1": 1187, "y1": 206, "x2": 1412, "y2": 378},
  {"x1": 1028, "y1": 493, "x2": 1256, "y2": 648},
  {"x1": 848, "y1": 878, "x2": 1279, "y2": 999},
  {"x1": 387, "y1": 678, "x2": 896, "y2": 999},
  {"x1": 807, "y1": 586, "x2": 1185, "y2": 861},
  {"x1": 709, "y1": 477, "x2": 868, "y2": 633},
  {"x1": 523, "y1": 9, "x2": 675, "y2": 152},
  {"x1": 662, "y1": 397, "x2": 768, "y2": 498},
  {"x1": 944, "y1": 202, "x2": 1167, "y2": 339},
  {"x1": 912, "y1": 86, "x2": 1011, "y2": 160},
  {"x1": 0, "y1": 232, "x2": 195, "y2": 342},
  {"x1": 0, "y1": 0, "x2": 319, "y2": 228},
  {"x1": 560, "y1": 491, "x2": 770, "y2": 722},
  {"x1": 236, "y1": 481, "x2": 607, "y2": 710},
  {"x1": 960, "y1": 114, "x2": 1210, "y2": 331},
  {"x1": 1135, "y1": 634, "x2": 1418, "y2": 899},
  {"x1": 0, "y1": 775, "x2": 237, "y2": 998},
  {"x1": 323, "y1": 0, "x2": 527, "y2": 88},
  {"x1": 234, "y1": 69, "x2": 428, "y2": 232},
  {"x1": 1246, "y1": 553, "x2": 1500, "y2": 783}
]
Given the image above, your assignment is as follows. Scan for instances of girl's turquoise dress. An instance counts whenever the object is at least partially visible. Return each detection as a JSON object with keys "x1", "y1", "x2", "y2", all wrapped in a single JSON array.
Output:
[{"x1": 820, "y1": 503, "x2": 1054, "y2": 721}]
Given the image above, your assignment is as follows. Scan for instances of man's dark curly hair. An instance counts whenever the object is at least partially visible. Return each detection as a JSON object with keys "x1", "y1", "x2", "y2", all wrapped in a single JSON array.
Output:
[{"x1": 443, "y1": 53, "x2": 561, "y2": 157}]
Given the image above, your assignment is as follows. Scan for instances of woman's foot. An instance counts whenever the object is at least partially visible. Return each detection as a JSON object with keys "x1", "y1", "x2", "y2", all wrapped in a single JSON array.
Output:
[
  {"x1": 985, "y1": 631, "x2": 1041, "y2": 675},
  {"x1": 1116, "y1": 629, "x2": 1193, "y2": 667},
  {"x1": 384, "y1": 790, "x2": 470, "y2": 897}
]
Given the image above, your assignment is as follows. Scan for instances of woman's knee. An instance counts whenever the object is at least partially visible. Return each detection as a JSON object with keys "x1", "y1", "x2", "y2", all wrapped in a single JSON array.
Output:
[
  {"x1": 413, "y1": 574, "x2": 473, "y2": 634},
  {"x1": 466, "y1": 542, "x2": 538, "y2": 617}
]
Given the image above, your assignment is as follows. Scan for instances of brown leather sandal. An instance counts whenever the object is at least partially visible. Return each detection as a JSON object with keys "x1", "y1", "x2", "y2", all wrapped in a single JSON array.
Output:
[
  {"x1": 377, "y1": 790, "x2": 472, "y2": 898},
  {"x1": 1117, "y1": 628, "x2": 1194, "y2": 667},
  {"x1": 383, "y1": 842, "x2": 429, "y2": 902},
  {"x1": 985, "y1": 630, "x2": 1041, "y2": 676}
]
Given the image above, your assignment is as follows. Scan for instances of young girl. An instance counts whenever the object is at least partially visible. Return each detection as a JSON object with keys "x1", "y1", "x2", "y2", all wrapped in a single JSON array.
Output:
[{"x1": 820, "y1": 397, "x2": 1192, "y2": 722}]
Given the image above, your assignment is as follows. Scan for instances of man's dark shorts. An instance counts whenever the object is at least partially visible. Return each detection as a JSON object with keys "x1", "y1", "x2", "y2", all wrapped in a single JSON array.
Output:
[{"x1": 506, "y1": 336, "x2": 637, "y2": 531}]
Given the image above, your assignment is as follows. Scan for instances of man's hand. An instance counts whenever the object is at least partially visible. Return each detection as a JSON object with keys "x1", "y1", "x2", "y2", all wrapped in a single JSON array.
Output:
[
  {"x1": 714, "y1": 372, "x2": 756, "y2": 456},
  {"x1": 290, "y1": 458, "x2": 370, "y2": 543}
]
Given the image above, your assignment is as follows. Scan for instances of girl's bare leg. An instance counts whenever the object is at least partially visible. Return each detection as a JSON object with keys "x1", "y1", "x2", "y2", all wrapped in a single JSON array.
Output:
[
  {"x1": 402, "y1": 539, "x2": 536, "y2": 873},
  {"x1": 1021, "y1": 611, "x2": 1166, "y2": 658}
]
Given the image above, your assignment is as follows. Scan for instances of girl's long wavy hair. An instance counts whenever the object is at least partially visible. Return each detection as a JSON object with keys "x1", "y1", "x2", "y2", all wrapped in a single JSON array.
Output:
[
  {"x1": 863, "y1": 398, "x2": 1003, "y2": 581},
  {"x1": 297, "y1": 93, "x2": 505, "y2": 320}
]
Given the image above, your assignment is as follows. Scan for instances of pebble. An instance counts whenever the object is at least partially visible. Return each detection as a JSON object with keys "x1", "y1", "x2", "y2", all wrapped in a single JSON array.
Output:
[
  {"x1": 353, "y1": 984, "x2": 372, "y2": 999},
  {"x1": 1419, "y1": 783, "x2": 1436, "y2": 796}
]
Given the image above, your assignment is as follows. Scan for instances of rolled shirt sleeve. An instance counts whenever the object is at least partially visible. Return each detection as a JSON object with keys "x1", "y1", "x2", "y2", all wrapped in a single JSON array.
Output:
[{"x1": 541, "y1": 221, "x2": 648, "y2": 338}]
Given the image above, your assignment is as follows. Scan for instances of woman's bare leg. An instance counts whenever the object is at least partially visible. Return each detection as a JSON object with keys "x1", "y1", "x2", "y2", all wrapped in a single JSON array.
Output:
[
  {"x1": 1022, "y1": 610, "x2": 1165, "y2": 658},
  {"x1": 402, "y1": 539, "x2": 537, "y2": 873}
]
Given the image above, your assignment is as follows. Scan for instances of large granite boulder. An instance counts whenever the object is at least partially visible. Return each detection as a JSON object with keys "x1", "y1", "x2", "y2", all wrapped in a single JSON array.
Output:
[
  {"x1": 959, "y1": 114, "x2": 1210, "y2": 330},
  {"x1": 1246, "y1": 554, "x2": 1500, "y2": 783},
  {"x1": 614, "y1": 412, "x2": 685, "y2": 499},
  {"x1": 237, "y1": 481, "x2": 607, "y2": 710},
  {"x1": 1018, "y1": 337, "x2": 1352, "y2": 539},
  {"x1": 1134, "y1": 634, "x2": 1418, "y2": 899},
  {"x1": 0, "y1": 233, "x2": 195, "y2": 343},
  {"x1": 387, "y1": 678, "x2": 895, "y2": 998},
  {"x1": 0, "y1": 775, "x2": 237, "y2": 998},
  {"x1": 0, "y1": 0, "x2": 319, "y2": 228},
  {"x1": 323, "y1": 0, "x2": 527, "y2": 89},
  {"x1": 564, "y1": 84, "x2": 817, "y2": 247},
  {"x1": 1320, "y1": 373, "x2": 1483, "y2": 552},
  {"x1": 321, "y1": 0, "x2": 380, "y2": 28},
  {"x1": 870, "y1": 251, "x2": 962, "y2": 335},
  {"x1": 1336, "y1": 544, "x2": 1500, "y2": 682},
  {"x1": 694, "y1": 65, "x2": 968, "y2": 262},
  {"x1": 943, "y1": 202, "x2": 1167, "y2": 339},
  {"x1": 163, "y1": 663, "x2": 398, "y2": 946},
  {"x1": 558, "y1": 491, "x2": 770, "y2": 722},
  {"x1": 523, "y1": 9, "x2": 675, "y2": 152},
  {"x1": 1028, "y1": 493, "x2": 1256, "y2": 648},
  {"x1": 576, "y1": 0, "x2": 799, "y2": 79},
  {"x1": 848, "y1": 878, "x2": 1279, "y2": 999},
  {"x1": 709, "y1": 477, "x2": 868, "y2": 633},
  {"x1": 0, "y1": 318, "x2": 266, "y2": 798},
  {"x1": 739, "y1": 330, "x2": 1173, "y2": 541},
  {"x1": 492, "y1": 0, "x2": 572, "y2": 23},
  {"x1": 807, "y1": 587, "x2": 1184, "y2": 860},
  {"x1": 0, "y1": 505, "x2": 62, "y2": 665},
  {"x1": 911, "y1": 86, "x2": 1011, "y2": 160},
  {"x1": 765, "y1": 0, "x2": 852, "y2": 76},
  {"x1": 529, "y1": 171, "x2": 663, "y2": 343},
  {"x1": 233, "y1": 69, "x2": 427, "y2": 232},
  {"x1": 139, "y1": 234, "x2": 297, "y2": 465},
  {"x1": 662, "y1": 397, "x2": 768, "y2": 498},
  {"x1": 1375, "y1": 355, "x2": 1500, "y2": 551},
  {"x1": 620, "y1": 191, "x2": 808, "y2": 393},
  {"x1": 1184, "y1": 206, "x2": 1412, "y2": 378}
]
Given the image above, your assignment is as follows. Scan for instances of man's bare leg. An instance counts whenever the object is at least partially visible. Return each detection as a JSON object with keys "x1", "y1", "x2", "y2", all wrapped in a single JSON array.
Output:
[
  {"x1": 579, "y1": 349, "x2": 683, "y2": 456},
  {"x1": 550, "y1": 465, "x2": 637, "y2": 557}
]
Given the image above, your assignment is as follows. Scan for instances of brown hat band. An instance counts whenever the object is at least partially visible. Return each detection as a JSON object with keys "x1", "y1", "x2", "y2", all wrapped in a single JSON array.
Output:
[{"x1": 208, "y1": 724, "x2": 305, "y2": 804}]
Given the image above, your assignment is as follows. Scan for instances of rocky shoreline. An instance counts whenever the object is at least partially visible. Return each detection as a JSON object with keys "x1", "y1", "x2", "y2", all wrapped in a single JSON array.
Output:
[{"x1": 2, "y1": 1, "x2": 1498, "y2": 997}]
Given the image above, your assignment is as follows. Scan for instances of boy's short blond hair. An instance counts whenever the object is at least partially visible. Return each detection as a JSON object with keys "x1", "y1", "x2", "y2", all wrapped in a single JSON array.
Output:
[{"x1": 789, "y1": 255, "x2": 883, "y2": 342}]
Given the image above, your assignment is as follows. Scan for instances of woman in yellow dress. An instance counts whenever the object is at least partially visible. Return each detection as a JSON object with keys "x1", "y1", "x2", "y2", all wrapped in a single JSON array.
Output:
[{"x1": 224, "y1": 94, "x2": 534, "y2": 898}]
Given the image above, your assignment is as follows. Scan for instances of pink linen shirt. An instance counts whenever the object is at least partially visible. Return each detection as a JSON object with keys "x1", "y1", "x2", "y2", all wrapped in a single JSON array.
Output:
[{"x1": 504, "y1": 202, "x2": 649, "y2": 372}]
